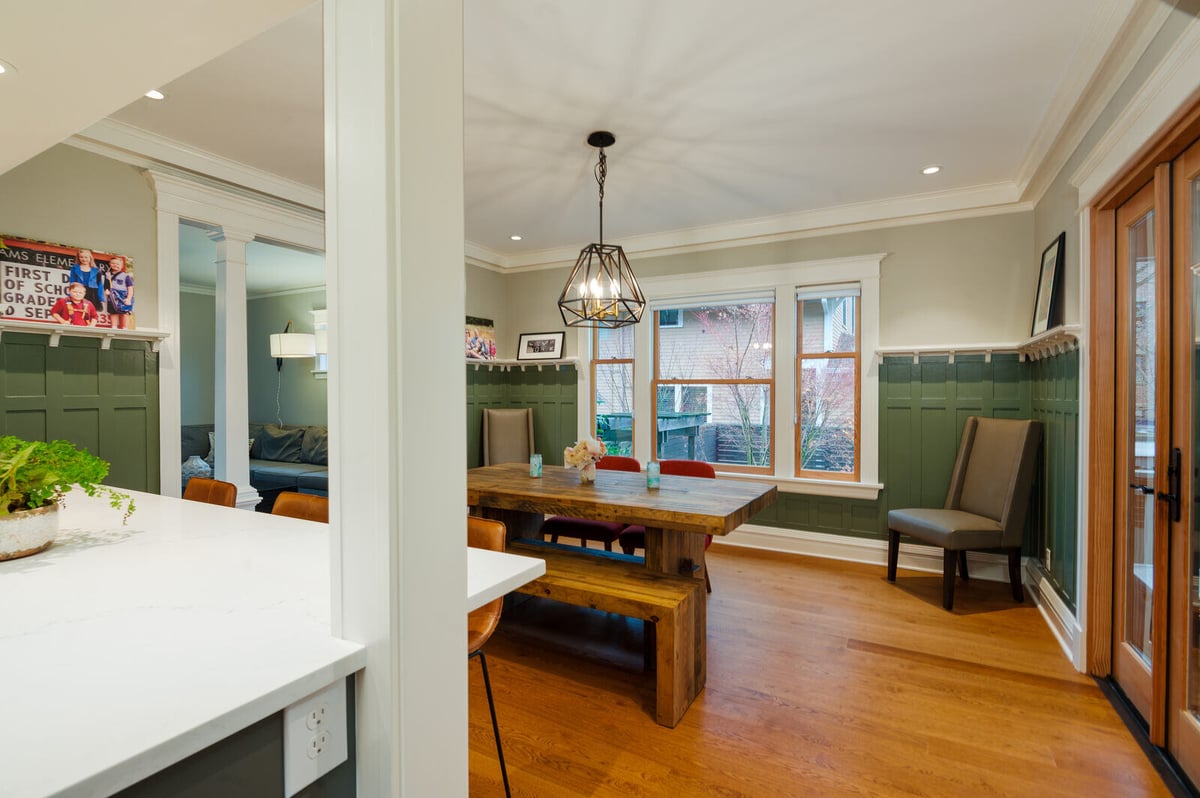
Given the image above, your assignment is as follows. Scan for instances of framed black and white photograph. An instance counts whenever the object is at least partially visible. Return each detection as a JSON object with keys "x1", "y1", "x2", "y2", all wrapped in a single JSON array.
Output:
[
  {"x1": 516, "y1": 331, "x2": 565, "y2": 360},
  {"x1": 1031, "y1": 231, "x2": 1066, "y2": 336}
]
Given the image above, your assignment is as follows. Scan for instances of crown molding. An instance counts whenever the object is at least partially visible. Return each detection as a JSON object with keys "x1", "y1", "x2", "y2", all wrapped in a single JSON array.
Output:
[
  {"x1": 478, "y1": 186, "x2": 1030, "y2": 273},
  {"x1": 1071, "y1": 14, "x2": 1200, "y2": 204},
  {"x1": 1016, "y1": 0, "x2": 1169, "y2": 205},
  {"x1": 180, "y1": 283, "x2": 216, "y2": 296},
  {"x1": 69, "y1": 118, "x2": 324, "y2": 211},
  {"x1": 247, "y1": 284, "x2": 327, "y2": 300}
]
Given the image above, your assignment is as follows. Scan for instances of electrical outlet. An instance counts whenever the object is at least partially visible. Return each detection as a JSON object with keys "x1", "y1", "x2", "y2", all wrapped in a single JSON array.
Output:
[
  {"x1": 1045, "y1": 548, "x2": 1052, "y2": 571},
  {"x1": 284, "y1": 680, "x2": 348, "y2": 796}
]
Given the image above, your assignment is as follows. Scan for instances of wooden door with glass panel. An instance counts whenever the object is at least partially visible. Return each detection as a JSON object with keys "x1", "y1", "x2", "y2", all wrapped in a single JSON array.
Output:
[
  {"x1": 1169, "y1": 138, "x2": 1200, "y2": 778},
  {"x1": 1113, "y1": 175, "x2": 1170, "y2": 741}
]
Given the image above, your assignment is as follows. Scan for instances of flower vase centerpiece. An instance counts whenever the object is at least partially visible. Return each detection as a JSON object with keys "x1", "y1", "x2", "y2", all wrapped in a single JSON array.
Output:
[{"x1": 564, "y1": 437, "x2": 607, "y2": 484}]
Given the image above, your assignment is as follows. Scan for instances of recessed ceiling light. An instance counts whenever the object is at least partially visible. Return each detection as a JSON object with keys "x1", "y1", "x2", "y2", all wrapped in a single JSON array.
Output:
[
  {"x1": 510, "y1": 235, "x2": 522, "y2": 241},
  {"x1": 922, "y1": 165, "x2": 941, "y2": 175},
  {"x1": 144, "y1": 89, "x2": 165, "y2": 100},
  {"x1": 0, "y1": 59, "x2": 17, "y2": 76}
]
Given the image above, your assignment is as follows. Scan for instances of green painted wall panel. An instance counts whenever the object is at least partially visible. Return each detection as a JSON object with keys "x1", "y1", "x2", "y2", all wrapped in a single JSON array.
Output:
[
  {"x1": 0, "y1": 334, "x2": 160, "y2": 493},
  {"x1": 466, "y1": 365, "x2": 578, "y2": 468}
]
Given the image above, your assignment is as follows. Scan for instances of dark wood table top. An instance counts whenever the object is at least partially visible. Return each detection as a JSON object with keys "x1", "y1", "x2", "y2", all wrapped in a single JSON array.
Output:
[{"x1": 467, "y1": 463, "x2": 777, "y2": 537}]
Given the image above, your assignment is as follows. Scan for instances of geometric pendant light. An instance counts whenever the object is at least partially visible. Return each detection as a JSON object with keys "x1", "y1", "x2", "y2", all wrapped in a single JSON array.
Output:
[{"x1": 557, "y1": 131, "x2": 645, "y2": 328}]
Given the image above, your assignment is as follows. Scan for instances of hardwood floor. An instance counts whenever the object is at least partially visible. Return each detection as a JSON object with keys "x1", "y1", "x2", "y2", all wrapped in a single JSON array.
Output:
[{"x1": 469, "y1": 544, "x2": 1172, "y2": 797}]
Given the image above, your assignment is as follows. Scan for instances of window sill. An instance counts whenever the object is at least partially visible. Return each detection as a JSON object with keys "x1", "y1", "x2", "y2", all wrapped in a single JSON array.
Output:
[{"x1": 714, "y1": 471, "x2": 883, "y2": 500}]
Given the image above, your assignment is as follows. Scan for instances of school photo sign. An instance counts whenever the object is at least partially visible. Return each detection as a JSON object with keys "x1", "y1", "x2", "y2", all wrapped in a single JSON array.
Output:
[{"x1": 0, "y1": 235, "x2": 136, "y2": 329}]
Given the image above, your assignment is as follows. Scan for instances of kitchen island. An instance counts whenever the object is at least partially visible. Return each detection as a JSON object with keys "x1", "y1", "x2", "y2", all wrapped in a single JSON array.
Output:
[{"x1": 0, "y1": 490, "x2": 363, "y2": 798}]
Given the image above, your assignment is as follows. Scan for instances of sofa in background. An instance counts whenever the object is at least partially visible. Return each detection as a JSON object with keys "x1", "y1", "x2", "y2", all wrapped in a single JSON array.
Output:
[{"x1": 181, "y1": 423, "x2": 329, "y2": 497}]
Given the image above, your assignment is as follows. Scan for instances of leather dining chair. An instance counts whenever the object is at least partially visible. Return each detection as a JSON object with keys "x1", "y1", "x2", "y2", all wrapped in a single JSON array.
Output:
[
  {"x1": 182, "y1": 477, "x2": 237, "y2": 508},
  {"x1": 271, "y1": 491, "x2": 329, "y2": 523},
  {"x1": 467, "y1": 516, "x2": 512, "y2": 798},
  {"x1": 541, "y1": 455, "x2": 642, "y2": 550},
  {"x1": 482, "y1": 408, "x2": 535, "y2": 466},
  {"x1": 618, "y1": 459, "x2": 717, "y2": 592},
  {"x1": 886, "y1": 415, "x2": 1041, "y2": 611}
]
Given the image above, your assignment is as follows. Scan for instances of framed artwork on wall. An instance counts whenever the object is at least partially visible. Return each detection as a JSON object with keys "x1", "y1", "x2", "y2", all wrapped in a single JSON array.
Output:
[
  {"x1": 1031, "y1": 231, "x2": 1066, "y2": 336},
  {"x1": 516, "y1": 331, "x2": 565, "y2": 360},
  {"x1": 466, "y1": 315, "x2": 496, "y2": 360},
  {"x1": 0, "y1": 234, "x2": 136, "y2": 329}
]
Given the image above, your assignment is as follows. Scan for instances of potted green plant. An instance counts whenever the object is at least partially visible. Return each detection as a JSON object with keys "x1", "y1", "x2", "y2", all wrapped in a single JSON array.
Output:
[{"x1": 0, "y1": 435, "x2": 135, "y2": 561}]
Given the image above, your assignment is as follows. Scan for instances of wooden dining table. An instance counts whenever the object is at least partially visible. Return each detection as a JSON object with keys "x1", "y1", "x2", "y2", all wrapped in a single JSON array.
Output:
[{"x1": 466, "y1": 462, "x2": 778, "y2": 581}]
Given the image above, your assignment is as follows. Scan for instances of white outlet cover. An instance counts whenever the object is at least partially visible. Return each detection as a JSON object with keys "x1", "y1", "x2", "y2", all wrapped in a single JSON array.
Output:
[{"x1": 284, "y1": 679, "x2": 348, "y2": 796}]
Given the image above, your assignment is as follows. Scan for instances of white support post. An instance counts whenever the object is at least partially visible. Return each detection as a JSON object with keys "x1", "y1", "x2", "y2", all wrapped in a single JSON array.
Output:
[
  {"x1": 155, "y1": 209, "x2": 182, "y2": 497},
  {"x1": 326, "y1": 1, "x2": 466, "y2": 795},
  {"x1": 209, "y1": 228, "x2": 259, "y2": 510}
]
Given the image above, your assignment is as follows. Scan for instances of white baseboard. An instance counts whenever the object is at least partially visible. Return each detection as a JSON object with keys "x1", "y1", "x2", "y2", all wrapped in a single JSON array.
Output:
[{"x1": 714, "y1": 523, "x2": 1082, "y2": 666}]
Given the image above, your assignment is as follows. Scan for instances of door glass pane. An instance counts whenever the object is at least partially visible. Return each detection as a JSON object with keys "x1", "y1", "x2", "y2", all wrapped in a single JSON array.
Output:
[
  {"x1": 1126, "y1": 209, "x2": 1156, "y2": 665},
  {"x1": 1189, "y1": 179, "x2": 1200, "y2": 718}
]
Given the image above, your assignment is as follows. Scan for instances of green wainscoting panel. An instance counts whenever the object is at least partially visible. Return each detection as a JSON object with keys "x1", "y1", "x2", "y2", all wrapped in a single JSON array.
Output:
[
  {"x1": 463, "y1": 352, "x2": 1081, "y2": 606},
  {"x1": 1030, "y1": 349, "x2": 1080, "y2": 610},
  {"x1": 0, "y1": 333, "x2": 160, "y2": 493},
  {"x1": 466, "y1": 364, "x2": 578, "y2": 467}
]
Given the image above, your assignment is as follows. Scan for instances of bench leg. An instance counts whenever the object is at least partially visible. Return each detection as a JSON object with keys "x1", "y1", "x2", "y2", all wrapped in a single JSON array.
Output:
[{"x1": 655, "y1": 590, "x2": 698, "y2": 727}]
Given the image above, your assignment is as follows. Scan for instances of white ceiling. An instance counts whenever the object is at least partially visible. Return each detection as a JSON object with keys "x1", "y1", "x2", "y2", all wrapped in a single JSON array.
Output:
[
  {"x1": 1, "y1": 0, "x2": 1156, "y2": 277},
  {"x1": 178, "y1": 223, "x2": 325, "y2": 296}
]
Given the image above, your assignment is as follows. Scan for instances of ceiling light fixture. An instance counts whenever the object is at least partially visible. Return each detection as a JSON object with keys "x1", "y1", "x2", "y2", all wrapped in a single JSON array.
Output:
[
  {"x1": 144, "y1": 89, "x2": 165, "y2": 100},
  {"x1": 510, "y1": 234, "x2": 522, "y2": 241},
  {"x1": 0, "y1": 59, "x2": 17, "y2": 76},
  {"x1": 922, "y1": 165, "x2": 941, "y2": 175},
  {"x1": 557, "y1": 131, "x2": 645, "y2": 328}
]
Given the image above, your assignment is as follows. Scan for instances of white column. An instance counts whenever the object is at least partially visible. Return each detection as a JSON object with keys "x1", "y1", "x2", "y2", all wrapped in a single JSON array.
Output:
[
  {"x1": 208, "y1": 228, "x2": 259, "y2": 509},
  {"x1": 156, "y1": 209, "x2": 182, "y2": 497},
  {"x1": 326, "y1": 0, "x2": 466, "y2": 795}
]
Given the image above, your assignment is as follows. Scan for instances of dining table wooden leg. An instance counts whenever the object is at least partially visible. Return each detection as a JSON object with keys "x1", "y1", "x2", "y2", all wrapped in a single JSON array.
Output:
[{"x1": 643, "y1": 526, "x2": 708, "y2": 693}]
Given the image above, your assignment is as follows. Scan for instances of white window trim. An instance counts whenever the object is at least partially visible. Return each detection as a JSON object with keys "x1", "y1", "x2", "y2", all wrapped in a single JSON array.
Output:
[{"x1": 581, "y1": 254, "x2": 885, "y2": 500}]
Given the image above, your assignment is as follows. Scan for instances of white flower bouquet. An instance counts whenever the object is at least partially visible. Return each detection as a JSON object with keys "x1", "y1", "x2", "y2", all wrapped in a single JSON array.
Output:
[{"x1": 564, "y1": 437, "x2": 607, "y2": 482}]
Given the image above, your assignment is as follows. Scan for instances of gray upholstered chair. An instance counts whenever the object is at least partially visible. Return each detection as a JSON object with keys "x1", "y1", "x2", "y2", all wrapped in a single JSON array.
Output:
[
  {"x1": 886, "y1": 416, "x2": 1041, "y2": 611},
  {"x1": 482, "y1": 408, "x2": 535, "y2": 466}
]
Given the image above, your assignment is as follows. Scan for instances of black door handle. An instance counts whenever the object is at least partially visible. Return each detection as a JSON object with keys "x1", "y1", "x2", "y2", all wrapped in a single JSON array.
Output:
[
  {"x1": 1129, "y1": 483, "x2": 1154, "y2": 495},
  {"x1": 1158, "y1": 447, "x2": 1182, "y2": 523}
]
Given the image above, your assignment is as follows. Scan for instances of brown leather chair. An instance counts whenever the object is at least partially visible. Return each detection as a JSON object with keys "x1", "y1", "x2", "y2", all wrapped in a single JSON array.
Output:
[
  {"x1": 182, "y1": 477, "x2": 237, "y2": 507},
  {"x1": 468, "y1": 516, "x2": 511, "y2": 797},
  {"x1": 541, "y1": 455, "x2": 642, "y2": 550},
  {"x1": 272, "y1": 492, "x2": 329, "y2": 523},
  {"x1": 887, "y1": 415, "x2": 1042, "y2": 611},
  {"x1": 618, "y1": 459, "x2": 717, "y2": 592},
  {"x1": 482, "y1": 408, "x2": 534, "y2": 466}
]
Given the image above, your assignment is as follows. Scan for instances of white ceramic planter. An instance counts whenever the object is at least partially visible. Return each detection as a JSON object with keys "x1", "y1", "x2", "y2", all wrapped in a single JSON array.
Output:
[{"x1": 0, "y1": 503, "x2": 59, "y2": 561}]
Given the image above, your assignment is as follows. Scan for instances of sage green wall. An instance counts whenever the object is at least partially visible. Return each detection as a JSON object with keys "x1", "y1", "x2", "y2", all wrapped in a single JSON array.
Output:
[
  {"x1": 247, "y1": 289, "x2": 327, "y2": 427},
  {"x1": 466, "y1": 263, "x2": 513, "y2": 357},
  {"x1": 466, "y1": 365, "x2": 577, "y2": 468},
  {"x1": 0, "y1": 144, "x2": 159, "y2": 327},
  {"x1": 179, "y1": 291, "x2": 216, "y2": 425},
  {"x1": 495, "y1": 213, "x2": 1034, "y2": 358},
  {"x1": 1031, "y1": 4, "x2": 1197, "y2": 327}
]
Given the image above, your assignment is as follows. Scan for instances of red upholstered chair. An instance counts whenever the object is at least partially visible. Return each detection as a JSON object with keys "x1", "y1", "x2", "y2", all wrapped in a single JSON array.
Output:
[
  {"x1": 540, "y1": 455, "x2": 642, "y2": 550},
  {"x1": 468, "y1": 516, "x2": 512, "y2": 797},
  {"x1": 618, "y1": 459, "x2": 717, "y2": 592}
]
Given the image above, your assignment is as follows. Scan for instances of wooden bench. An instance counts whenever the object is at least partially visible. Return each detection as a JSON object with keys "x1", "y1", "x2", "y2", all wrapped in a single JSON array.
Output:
[{"x1": 507, "y1": 540, "x2": 706, "y2": 728}]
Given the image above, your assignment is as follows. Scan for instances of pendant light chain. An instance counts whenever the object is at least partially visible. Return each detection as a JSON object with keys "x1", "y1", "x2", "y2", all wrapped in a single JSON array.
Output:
[{"x1": 595, "y1": 147, "x2": 607, "y2": 245}]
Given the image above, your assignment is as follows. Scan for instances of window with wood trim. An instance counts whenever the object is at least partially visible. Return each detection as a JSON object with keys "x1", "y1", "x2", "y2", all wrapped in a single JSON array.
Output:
[
  {"x1": 592, "y1": 325, "x2": 634, "y2": 456},
  {"x1": 796, "y1": 285, "x2": 860, "y2": 480},
  {"x1": 652, "y1": 298, "x2": 774, "y2": 473}
]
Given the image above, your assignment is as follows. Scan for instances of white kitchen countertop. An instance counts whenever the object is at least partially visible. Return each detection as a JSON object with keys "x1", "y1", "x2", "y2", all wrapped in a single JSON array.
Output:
[
  {"x1": 0, "y1": 490, "x2": 545, "y2": 798},
  {"x1": 0, "y1": 490, "x2": 367, "y2": 798}
]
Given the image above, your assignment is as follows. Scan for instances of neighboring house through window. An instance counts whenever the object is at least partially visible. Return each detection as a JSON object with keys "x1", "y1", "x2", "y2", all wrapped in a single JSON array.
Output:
[{"x1": 579, "y1": 254, "x2": 883, "y2": 499}]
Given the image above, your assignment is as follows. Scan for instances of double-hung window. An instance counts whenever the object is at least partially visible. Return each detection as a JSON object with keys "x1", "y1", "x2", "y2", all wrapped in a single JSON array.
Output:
[
  {"x1": 652, "y1": 298, "x2": 774, "y2": 473},
  {"x1": 581, "y1": 254, "x2": 882, "y2": 498}
]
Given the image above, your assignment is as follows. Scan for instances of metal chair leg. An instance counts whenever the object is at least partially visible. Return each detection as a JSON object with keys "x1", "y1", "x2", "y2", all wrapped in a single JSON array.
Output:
[{"x1": 472, "y1": 649, "x2": 511, "y2": 798}]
